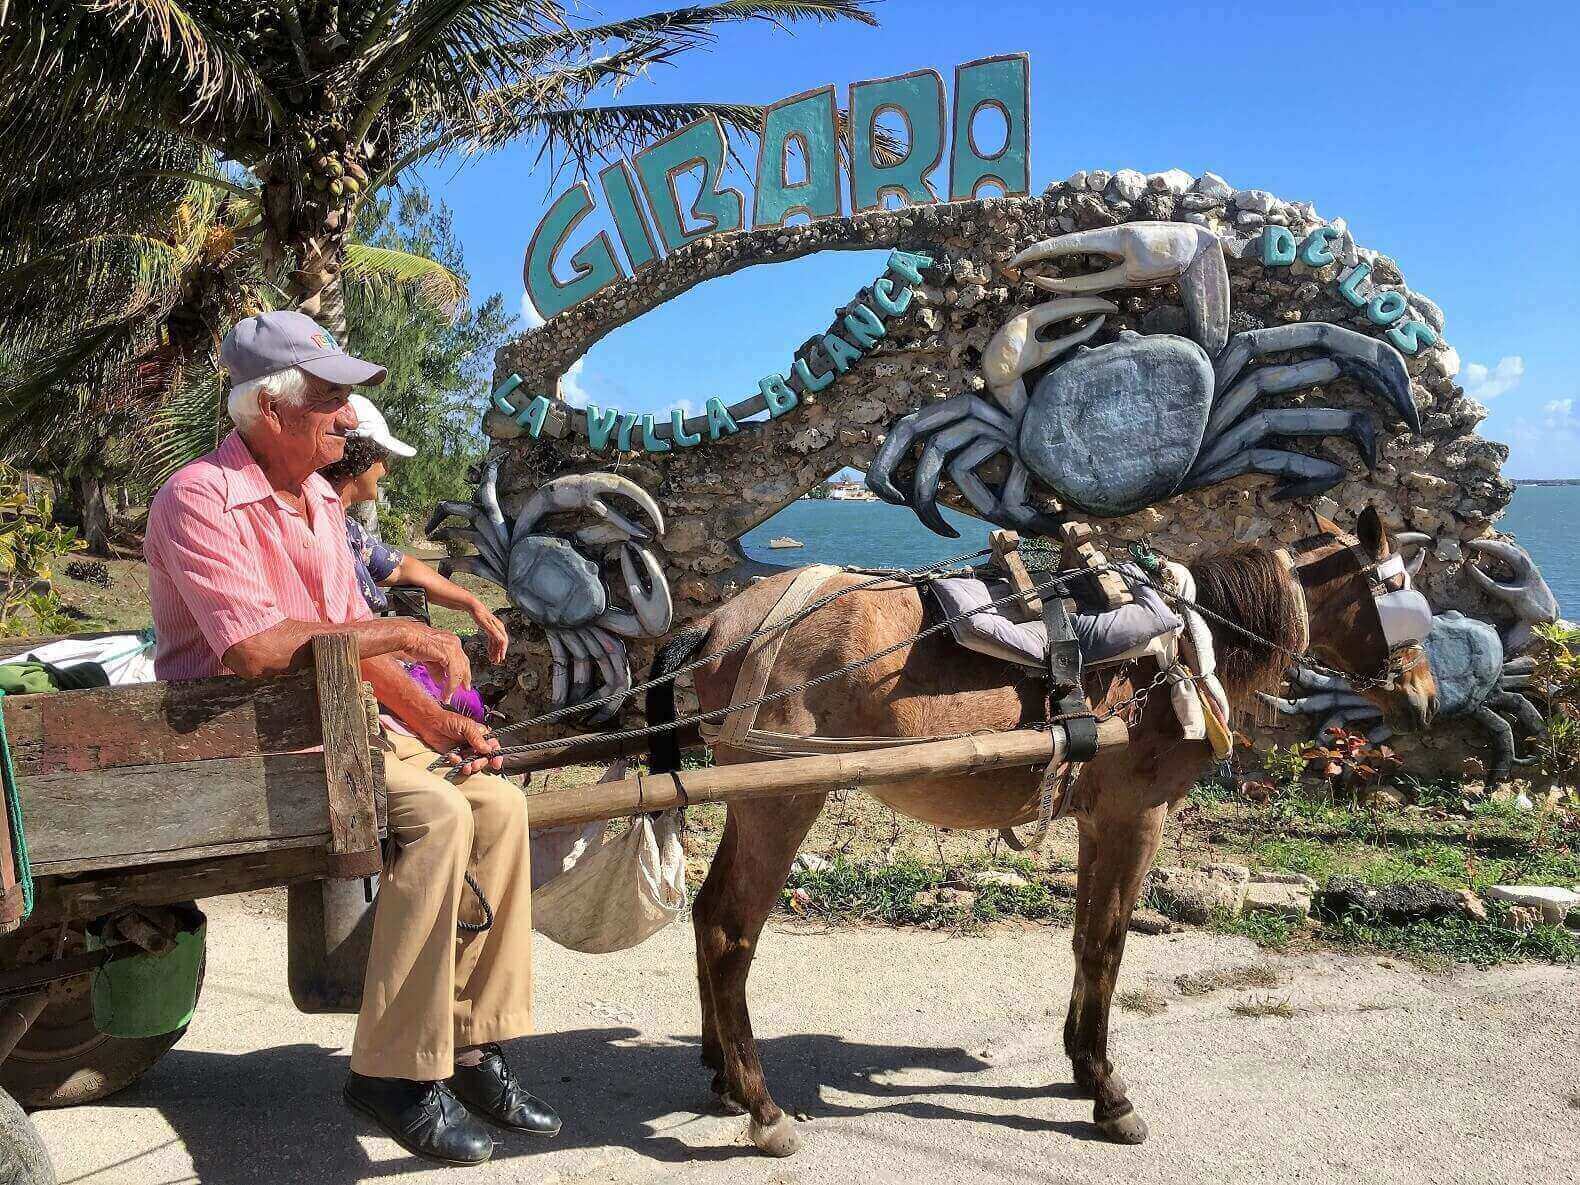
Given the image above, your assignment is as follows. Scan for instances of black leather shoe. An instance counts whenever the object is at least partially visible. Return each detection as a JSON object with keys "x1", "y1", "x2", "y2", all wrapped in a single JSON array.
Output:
[
  {"x1": 448, "y1": 1044, "x2": 562, "y2": 1136},
  {"x1": 344, "y1": 1072, "x2": 494, "y2": 1166}
]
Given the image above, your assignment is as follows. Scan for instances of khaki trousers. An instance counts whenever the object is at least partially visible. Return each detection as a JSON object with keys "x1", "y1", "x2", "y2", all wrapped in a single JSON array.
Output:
[{"x1": 349, "y1": 732, "x2": 534, "y2": 1080}]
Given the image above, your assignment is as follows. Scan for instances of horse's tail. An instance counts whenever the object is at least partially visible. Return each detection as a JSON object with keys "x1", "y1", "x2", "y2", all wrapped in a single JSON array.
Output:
[{"x1": 646, "y1": 624, "x2": 712, "y2": 774}]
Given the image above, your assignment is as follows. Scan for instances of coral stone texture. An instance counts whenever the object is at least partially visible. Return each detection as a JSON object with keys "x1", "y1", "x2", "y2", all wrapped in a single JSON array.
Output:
[{"x1": 484, "y1": 172, "x2": 1518, "y2": 770}]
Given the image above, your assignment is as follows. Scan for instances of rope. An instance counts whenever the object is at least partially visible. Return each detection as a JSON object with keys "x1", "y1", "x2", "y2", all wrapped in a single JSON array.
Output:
[
  {"x1": 478, "y1": 565, "x2": 1097, "y2": 762},
  {"x1": 0, "y1": 691, "x2": 33, "y2": 922},
  {"x1": 486, "y1": 545, "x2": 992, "y2": 740}
]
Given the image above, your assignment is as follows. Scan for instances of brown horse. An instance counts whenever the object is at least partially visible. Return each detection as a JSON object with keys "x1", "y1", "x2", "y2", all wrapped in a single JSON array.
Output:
[{"x1": 646, "y1": 507, "x2": 1436, "y2": 1155}]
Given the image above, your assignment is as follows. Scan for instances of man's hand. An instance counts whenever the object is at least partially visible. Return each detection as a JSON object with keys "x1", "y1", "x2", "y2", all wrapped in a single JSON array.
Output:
[
  {"x1": 399, "y1": 622, "x2": 474, "y2": 699},
  {"x1": 467, "y1": 600, "x2": 509, "y2": 665},
  {"x1": 413, "y1": 709, "x2": 503, "y2": 777}
]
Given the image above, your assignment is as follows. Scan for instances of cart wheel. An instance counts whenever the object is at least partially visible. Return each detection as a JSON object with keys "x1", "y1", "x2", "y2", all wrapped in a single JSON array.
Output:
[
  {"x1": 0, "y1": 917, "x2": 206, "y2": 1109},
  {"x1": 0, "y1": 1086, "x2": 54, "y2": 1185}
]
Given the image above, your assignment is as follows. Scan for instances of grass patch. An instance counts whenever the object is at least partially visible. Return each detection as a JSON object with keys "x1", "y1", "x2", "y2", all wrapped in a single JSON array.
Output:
[
  {"x1": 1207, "y1": 908, "x2": 1297, "y2": 951},
  {"x1": 1321, "y1": 909, "x2": 1579, "y2": 969},
  {"x1": 782, "y1": 856, "x2": 1069, "y2": 928},
  {"x1": 1115, "y1": 988, "x2": 1169, "y2": 1015},
  {"x1": 1229, "y1": 994, "x2": 1300, "y2": 1019},
  {"x1": 1174, "y1": 962, "x2": 1280, "y2": 997}
]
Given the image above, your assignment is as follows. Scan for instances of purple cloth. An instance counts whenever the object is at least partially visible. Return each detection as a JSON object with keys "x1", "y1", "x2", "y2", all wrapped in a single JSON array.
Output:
[{"x1": 405, "y1": 661, "x2": 487, "y2": 722}]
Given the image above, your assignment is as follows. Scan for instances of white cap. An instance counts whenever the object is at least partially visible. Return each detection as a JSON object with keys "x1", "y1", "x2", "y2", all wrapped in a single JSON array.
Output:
[{"x1": 348, "y1": 393, "x2": 415, "y2": 458}]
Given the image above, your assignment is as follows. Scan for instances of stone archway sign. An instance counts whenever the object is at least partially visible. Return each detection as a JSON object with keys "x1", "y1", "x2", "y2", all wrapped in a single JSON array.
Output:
[{"x1": 446, "y1": 52, "x2": 1555, "y2": 779}]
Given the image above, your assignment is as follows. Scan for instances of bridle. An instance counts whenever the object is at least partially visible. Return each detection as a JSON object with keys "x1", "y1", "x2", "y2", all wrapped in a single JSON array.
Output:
[{"x1": 1279, "y1": 530, "x2": 1432, "y2": 693}]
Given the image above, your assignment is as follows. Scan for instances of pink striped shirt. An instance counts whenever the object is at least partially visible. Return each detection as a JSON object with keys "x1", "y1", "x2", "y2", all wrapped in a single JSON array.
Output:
[{"x1": 145, "y1": 431, "x2": 372, "y2": 681}]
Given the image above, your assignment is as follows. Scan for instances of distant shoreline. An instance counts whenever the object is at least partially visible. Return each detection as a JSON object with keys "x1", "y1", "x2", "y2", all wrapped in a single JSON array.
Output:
[{"x1": 1512, "y1": 479, "x2": 1580, "y2": 486}]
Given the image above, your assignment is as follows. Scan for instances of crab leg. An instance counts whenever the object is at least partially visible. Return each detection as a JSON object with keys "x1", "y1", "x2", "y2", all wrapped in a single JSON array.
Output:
[
  {"x1": 619, "y1": 543, "x2": 674, "y2": 635},
  {"x1": 546, "y1": 631, "x2": 572, "y2": 708},
  {"x1": 1212, "y1": 323, "x2": 1419, "y2": 434},
  {"x1": 576, "y1": 627, "x2": 626, "y2": 722},
  {"x1": 1286, "y1": 666, "x2": 1355, "y2": 694},
  {"x1": 1009, "y1": 223, "x2": 1230, "y2": 353},
  {"x1": 867, "y1": 396, "x2": 981, "y2": 504},
  {"x1": 947, "y1": 436, "x2": 1013, "y2": 522},
  {"x1": 1205, "y1": 358, "x2": 1343, "y2": 440},
  {"x1": 1472, "y1": 704, "x2": 1534, "y2": 784},
  {"x1": 999, "y1": 458, "x2": 1064, "y2": 535},
  {"x1": 1317, "y1": 705, "x2": 1384, "y2": 739},
  {"x1": 1259, "y1": 689, "x2": 1366, "y2": 716},
  {"x1": 909, "y1": 419, "x2": 1012, "y2": 537},
  {"x1": 559, "y1": 628, "x2": 594, "y2": 705},
  {"x1": 1191, "y1": 408, "x2": 1378, "y2": 479},
  {"x1": 436, "y1": 554, "x2": 506, "y2": 587},
  {"x1": 1179, "y1": 447, "x2": 1347, "y2": 502},
  {"x1": 476, "y1": 460, "x2": 510, "y2": 548},
  {"x1": 428, "y1": 524, "x2": 508, "y2": 576}
]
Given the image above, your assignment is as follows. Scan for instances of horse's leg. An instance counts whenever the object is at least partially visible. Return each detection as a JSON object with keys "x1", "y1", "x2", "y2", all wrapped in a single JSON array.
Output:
[
  {"x1": 1069, "y1": 799, "x2": 1167, "y2": 1144},
  {"x1": 1063, "y1": 819, "x2": 1096, "y2": 1067},
  {"x1": 694, "y1": 815, "x2": 737, "y2": 1109},
  {"x1": 693, "y1": 790, "x2": 827, "y2": 1157}
]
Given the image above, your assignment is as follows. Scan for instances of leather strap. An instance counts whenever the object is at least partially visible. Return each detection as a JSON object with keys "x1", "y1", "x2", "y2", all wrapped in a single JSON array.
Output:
[{"x1": 708, "y1": 565, "x2": 842, "y2": 751}]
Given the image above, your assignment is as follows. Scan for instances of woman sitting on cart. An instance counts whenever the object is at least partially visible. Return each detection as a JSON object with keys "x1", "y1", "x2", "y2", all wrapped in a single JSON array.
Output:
[
  {"x1": 143, "y1": 311, "x2": 557, "y2": 1168},
  {"x1": 318, "y1": 394, "x2": 508, "y2": 720}
]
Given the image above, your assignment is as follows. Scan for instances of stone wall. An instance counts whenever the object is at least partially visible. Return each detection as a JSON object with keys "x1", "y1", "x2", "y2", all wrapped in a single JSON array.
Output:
[{"x1": 484, "y1": 169, "x2": 1520, "y2": 773}]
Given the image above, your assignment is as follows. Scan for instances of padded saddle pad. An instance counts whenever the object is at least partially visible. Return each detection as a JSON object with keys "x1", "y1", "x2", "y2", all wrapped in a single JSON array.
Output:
[{"x1": 928, "y1": 571, "x2": 1183, "y2": 671}]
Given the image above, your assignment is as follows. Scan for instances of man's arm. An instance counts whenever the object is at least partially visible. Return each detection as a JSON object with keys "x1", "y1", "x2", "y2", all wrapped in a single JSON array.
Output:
[
  {"x1": 223, "y1": 616, "x2": 474, "y2": 697},
  {"x1": 361, "y1": 654, "x2": 502, "y2": 775}
]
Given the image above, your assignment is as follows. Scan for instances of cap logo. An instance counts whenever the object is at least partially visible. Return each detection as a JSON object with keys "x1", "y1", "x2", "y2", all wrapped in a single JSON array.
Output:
[{"x1": 310, "y1": 330, "x2": 337, "y2": 350}]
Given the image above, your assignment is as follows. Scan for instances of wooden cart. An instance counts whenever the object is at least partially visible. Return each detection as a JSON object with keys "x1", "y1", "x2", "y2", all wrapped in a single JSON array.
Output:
[
  {"x1": 0, "y1": 629, "x2": 1116, "y2": 1183},
  {"x1": 0, "y1": 631, "x2": 382, "y2": 1185}
]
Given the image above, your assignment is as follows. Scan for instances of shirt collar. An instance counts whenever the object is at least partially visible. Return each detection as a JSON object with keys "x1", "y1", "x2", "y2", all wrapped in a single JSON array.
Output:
[{"x1": 217, "y1": 430, "x2": 342, "y2": 515}]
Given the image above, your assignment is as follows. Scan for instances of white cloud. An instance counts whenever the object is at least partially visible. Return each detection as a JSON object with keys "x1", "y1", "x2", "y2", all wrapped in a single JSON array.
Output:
[
  {"x1": 1460, "y1": 355, "x2": 1524, "y2": 401},
  {"x1": 519, "y1": 291, "x2": 544, "y2": 329},
  {"x1": 1544, "y1": 398, "x2": 1576, "y2": 430}
]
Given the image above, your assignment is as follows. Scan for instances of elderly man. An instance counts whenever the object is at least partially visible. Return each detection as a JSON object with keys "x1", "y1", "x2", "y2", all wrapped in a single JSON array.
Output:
[{"x1": 145, "y1": 311, "x2": 556, "y2": 1167}]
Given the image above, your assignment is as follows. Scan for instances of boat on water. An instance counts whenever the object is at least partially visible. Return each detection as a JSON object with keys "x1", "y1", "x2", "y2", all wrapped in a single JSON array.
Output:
[{"x1": 769, "y1": 536, "x2": 804, "y2": 549}]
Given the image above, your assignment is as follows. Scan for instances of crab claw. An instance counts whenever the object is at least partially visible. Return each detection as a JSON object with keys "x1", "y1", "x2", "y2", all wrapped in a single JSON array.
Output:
[
  {"x1": 982, "y1": 297, "x2": 1114, "y2": 411},
  {"x1": 1009, "y1": 222, "x2": 1229, "y2": 354},
  {"x1": 513, "y1": 472, "x2": 665, "y2": 543},
  {"x1": 1464, "y1": 538, "x2": 1558, "y2": 653},
  {"x1": 619, "y1": 543, "x2": 674, "y2": 636},
  {"x1": 1392, "y1": 531, "x2": 1433, "y2": 578}
]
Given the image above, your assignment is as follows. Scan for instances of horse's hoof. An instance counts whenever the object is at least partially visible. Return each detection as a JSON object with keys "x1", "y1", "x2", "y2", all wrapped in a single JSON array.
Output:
[
  {"x1": 748, "y1": 1114, "x2": 804, "y2": 1157},
  {"x1": 712, "y1": 1087, "x2": 746, "y2": 1116},
  {"x1": 1098, "y1": 1109, "x2": 1149, "y2": 1145}
]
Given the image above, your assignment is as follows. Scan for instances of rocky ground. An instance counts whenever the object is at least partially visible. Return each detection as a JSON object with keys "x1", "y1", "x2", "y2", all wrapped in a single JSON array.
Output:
[{"x1": 29, "y1": 892, "x2": 1580, "y2": 1185}]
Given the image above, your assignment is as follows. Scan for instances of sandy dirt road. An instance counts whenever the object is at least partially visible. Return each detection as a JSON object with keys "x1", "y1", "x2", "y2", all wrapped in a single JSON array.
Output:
[{"x1": 30, "y1": 893, "x2": 1580, "y2": 1185}]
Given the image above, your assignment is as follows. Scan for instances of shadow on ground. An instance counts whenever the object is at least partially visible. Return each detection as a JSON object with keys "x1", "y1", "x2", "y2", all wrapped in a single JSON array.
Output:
[{"x1": 91, "y1": 1027, "x2": 1087, "y2": 1183}]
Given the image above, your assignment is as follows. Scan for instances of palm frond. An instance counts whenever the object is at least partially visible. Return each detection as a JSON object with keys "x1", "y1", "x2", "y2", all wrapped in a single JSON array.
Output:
[
  {"x1": 499, "y1": 0, "x2": 879, "y2": 67},
  {"x1": 342, "y1": 242, "x2": 467, "y2": 316}
]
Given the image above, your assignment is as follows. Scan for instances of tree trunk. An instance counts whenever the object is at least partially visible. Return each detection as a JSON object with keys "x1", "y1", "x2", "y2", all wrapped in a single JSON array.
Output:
[{"x1": 66, "y1": 471, "x2": 114, "y2": 557}]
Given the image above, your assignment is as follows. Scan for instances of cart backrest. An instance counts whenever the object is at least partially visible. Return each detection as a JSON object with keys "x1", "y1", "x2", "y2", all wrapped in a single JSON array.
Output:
[{"x1": 1, "y1": 635, "x2": 382, "y2": 927}]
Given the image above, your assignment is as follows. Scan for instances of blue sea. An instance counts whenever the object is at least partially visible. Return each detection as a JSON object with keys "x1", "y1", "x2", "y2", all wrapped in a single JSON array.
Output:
[{"x1": 741, "y1": 486, "x2": 1577, "y2": 616}]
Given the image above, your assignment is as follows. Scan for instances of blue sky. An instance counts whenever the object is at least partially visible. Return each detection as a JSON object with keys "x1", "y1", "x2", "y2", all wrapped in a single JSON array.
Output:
[{"x1": 418, "y1": 0, "x2": 1580, "y2": 478}]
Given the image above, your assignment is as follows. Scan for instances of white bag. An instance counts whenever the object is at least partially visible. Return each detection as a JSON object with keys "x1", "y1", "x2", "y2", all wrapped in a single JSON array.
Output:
[{"x1": 529, "y1": 760, "x2": 688, "y2": 954}]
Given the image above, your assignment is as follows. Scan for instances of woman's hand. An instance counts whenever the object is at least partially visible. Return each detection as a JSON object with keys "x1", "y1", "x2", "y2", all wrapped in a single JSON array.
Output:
[{"x1": 469, "y1": 600, "x2": 509, "y2": 664}]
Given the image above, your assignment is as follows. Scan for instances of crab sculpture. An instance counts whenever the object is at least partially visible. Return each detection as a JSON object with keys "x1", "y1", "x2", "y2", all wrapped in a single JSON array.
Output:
[
  {"x1": 426, "y1": 462, "x2": 674, "y2": 722},
  {"x1": 867, "y1": 222, "x2": 1420, "y2": 534},
  {"x1": 1261, "y1": 538, "x2": 1561, "y2": 782}
]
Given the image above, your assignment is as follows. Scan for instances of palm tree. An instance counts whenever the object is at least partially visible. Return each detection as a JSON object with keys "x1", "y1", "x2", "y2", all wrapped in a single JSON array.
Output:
[
  {"x1": 0, "y1": 1, "x2": 878, "y2": 344},
  {"x1": 0, "y1": 135, "x2": 466, "y2": 551}
]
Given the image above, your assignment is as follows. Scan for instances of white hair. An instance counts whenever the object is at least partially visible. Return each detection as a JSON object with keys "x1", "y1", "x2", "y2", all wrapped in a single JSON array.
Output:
[{"x1": 228, "y1": 366, "x2": 311, "y2": 431}]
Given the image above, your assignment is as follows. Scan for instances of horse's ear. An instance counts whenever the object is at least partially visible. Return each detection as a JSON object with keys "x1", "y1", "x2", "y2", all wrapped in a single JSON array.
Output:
[
  {"x1": 1357, "y1": 504, "x2": 1388, "y2": 559},
  {"x1": 1308, "y1": 506, "x2": 1344, "y2": 538}
]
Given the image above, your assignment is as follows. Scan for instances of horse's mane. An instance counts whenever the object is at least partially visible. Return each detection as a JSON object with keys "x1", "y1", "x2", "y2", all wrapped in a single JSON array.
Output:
[{"x1": 1188, "y1": 548, "x2": 1304, "y2": 697}]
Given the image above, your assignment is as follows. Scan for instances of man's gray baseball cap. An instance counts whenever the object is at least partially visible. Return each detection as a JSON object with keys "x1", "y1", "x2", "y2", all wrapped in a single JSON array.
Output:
[{"x1": 220, "y1": 310, "x2": 387, "y2": 388}]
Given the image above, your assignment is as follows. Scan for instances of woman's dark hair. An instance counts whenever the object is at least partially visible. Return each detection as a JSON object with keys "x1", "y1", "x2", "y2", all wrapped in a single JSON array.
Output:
[{"x1": 319, "y1": 435, "x2": 390, "y2": 485}]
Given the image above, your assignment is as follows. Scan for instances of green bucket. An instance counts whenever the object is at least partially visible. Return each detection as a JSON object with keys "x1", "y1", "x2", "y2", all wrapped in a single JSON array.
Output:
[{"x1": 87, "y1": 907, "x2": 206, "y2": 1038}]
